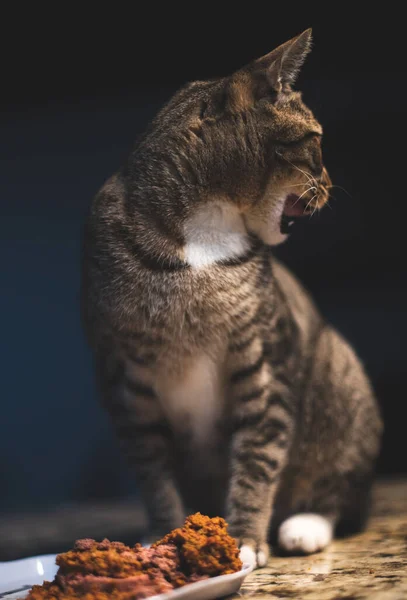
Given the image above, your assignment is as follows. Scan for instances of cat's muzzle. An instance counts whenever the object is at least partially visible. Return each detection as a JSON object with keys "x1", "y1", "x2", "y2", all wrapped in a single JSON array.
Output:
[{"x1": 280, "y1": 167, "x2": 332, "y2": 233}]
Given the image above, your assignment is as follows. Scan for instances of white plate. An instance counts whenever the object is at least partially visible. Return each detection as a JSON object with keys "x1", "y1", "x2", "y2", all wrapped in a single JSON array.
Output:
[
  {"x1": 0, "y1": 554, "x2": 253, "y2": 600},
  {"x1": 0, "y1": 555, "x2": 58, "y2": 598}
]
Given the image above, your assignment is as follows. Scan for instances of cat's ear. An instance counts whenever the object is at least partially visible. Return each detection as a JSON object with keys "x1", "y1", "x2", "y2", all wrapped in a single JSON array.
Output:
[
  {"x1": 258, "y1": 28, "x2": 313, "y2": 94},
  {"x1": 223, "y1": 28, "x2": 312, "y2": 112},
  {"x1": 206, "y1": 29, "x2": 312, "y2": 117}
]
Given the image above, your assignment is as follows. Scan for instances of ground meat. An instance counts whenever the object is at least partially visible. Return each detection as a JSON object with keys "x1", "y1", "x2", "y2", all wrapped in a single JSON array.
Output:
[
  {"x1": 131, "y1": 543, "x2": 189, "y2": 586},
  {"x1": 55, "y1": 539, "x2": 143, "y2": 577},
  {"x1": 155, "y1": 512, "x2": 243, "y2": 576},
  {"x1": 22, "y1": 513, "x2": 242, "y2": 600},
  {"x1": 27, "y1": 575, "x2": 173, "y2": 600}
]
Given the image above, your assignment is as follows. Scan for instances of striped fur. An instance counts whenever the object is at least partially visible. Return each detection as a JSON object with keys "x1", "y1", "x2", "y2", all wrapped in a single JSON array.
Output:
[{"x1": 82, "y1": 30, "x2": 382, "y2": 567}]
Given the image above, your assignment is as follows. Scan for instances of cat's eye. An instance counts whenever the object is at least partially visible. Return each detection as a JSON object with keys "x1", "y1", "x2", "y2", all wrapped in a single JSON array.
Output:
[{"x1": 277, "y1": 131, "x2": 322, "y2": 147}]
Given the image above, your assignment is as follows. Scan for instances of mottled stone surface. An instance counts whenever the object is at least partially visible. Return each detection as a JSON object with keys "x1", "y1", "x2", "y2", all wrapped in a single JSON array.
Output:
[
  {"x1": 1, "y1": 479, "x2": 405, "y2": 598},
  {"x1": 238, "y1": 479, "x2": 407, "y2": 599}
]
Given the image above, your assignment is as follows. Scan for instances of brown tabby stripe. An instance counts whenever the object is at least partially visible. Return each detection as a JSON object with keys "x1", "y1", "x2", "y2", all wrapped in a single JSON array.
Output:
[
  {"x1": 228, "y1": 331, "x2": 258, "y2": 352},
  {"x1": 236, "y1": 450, "x2": 279, "y2": 470},
  {"x1": 249, "y1": 433, "x2": 288, "y2": 450},
  {"x1": 218, "y1": 253, "x2": 256, "y2": 267},
  {"x1": 123, "y1": 376, "x2": 156, "y2": 398},
  {"x1": 218, "y1": 240, "x2": 261, "y2": 267},
  {"x1": 227, "y1": 517, "x2": 247, "y2": 531},
  {"x1": 232, "y1": 410, "x2": 265, "y2": 431},
  {"x1": 123, "y1": 228, "x2": 261, "y2": 271},
  {"x1": 119, "y1": 227, "x2": 189, "y2": 272},
  {"x1": 124, "y1": 330, "x2": 163, "y2": 345},
  {"x1": 256, "y1": 249, "x2": 273, "y2": 289},
  {"x1": 230, "y1": 352, "x2": 264, "y2": 383},
  {"x1": 260, "y1": 417, "x2": 288, "y2": 436},
  {"x1": 232, "y1": 499, "x2": 261, "y2": 513},
  {"x1": 232, "y1": 313, "x2": 260, "y2": 336},
  {"x1": 234, "y1": 478, "x2": 256, "y2": 492},
  {"x1": 238, "y1": 387, "x2": 267, "y2": 403},
  {"x1": 245, "y1": 462, "x2": 276, "y2": 484},
  {"x1": 127, "y1": 352, "x2": 156, "y2": 366},
  {"x1": 238, "y1": 418, "x2": 289, "y2": 445},
  {"x1": 267, "y1": 392, "x2": 295, "y2": 415}
]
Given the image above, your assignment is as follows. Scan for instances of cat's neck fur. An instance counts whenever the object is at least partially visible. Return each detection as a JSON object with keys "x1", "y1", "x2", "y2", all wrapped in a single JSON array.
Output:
[
  {"x1": 182, "y1": 200, "x2": 250, "y2": 268},
  {"x1": 123, "y1": 169, "x2": 251, "y2": 269}
]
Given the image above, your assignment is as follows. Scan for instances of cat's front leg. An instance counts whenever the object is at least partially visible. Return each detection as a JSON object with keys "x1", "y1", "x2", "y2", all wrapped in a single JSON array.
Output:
[
  {"x1": 226, "y1": 350, "x2": 294, "y2": 568},
  {"x1": 126, "y1": 427, "x2": 186, "y2": 542},
  {"x1": 113, "y1": 416, "x2": 185, "y2": 539},
  {"x1": 102, "y1": 357, "x2": 186, "y2": 540}
]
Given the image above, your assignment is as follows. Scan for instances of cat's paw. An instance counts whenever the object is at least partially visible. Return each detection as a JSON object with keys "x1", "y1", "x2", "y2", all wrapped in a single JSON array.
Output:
[
  {"x1": 237, "y1": 538, "x2": 270, "y2": 569},
  {"x1": 278, "y1": 513, "x2": 333, "y2": 554}
]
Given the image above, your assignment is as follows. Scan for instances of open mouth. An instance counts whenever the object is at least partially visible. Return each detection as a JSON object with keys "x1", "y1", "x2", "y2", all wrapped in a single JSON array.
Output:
[
  {"x1": 280, "y1": 193, "x2": 313, "y2": 234},
  {"x1": 283, "y1": 193, "x2": 310, "y2": 217},
  {"x1": 280, "y1": 168, "x2": 331, "y2": 234}
]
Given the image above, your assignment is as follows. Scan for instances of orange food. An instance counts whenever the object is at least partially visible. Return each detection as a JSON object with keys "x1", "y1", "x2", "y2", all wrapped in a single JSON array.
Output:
[
  {"x1": 155, "y1": 512, "x2": 242, "y2": 576},
  {"x1": 22, "y1": 513, "x2": 242, "y2": 600},
  {"x1": 55, "y1": 539, "x2": 143, "y2": 577}
]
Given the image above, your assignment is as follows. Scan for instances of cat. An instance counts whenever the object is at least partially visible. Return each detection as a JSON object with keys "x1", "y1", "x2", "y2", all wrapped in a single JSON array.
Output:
[{"x1": 82, "y1": 29, "x2": 383, "y2": 568}]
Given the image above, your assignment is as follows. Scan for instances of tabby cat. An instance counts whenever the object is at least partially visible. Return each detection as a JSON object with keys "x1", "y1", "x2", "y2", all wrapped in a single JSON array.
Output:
[{"x1": 82, "y1": 29, "x2": 382, "y2": 567}]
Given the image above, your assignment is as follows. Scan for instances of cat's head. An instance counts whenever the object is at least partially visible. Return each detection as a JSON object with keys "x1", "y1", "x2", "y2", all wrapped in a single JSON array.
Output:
[{"x1": 147, "y1": 29, "x2": 331, "y2": 247}]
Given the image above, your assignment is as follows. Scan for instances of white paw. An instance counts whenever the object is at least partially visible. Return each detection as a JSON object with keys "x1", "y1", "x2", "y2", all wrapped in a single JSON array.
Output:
[
  {"x1": 239, "y1": 540, "x2": 270, "y2": 568},
  {"x1": 278, "y1": 513, "x2": 333, "y2": 554}
]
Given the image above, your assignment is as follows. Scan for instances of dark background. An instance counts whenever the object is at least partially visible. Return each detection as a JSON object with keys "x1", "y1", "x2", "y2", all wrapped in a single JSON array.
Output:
[{"x1": 1, "y1": 8, "x2": 406, "y2": 557}]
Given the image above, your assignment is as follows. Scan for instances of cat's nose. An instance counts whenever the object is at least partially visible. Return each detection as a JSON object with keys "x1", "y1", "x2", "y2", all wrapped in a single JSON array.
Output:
[
  {"x1": 321, "y1": 166, "x2": 332, "y2": 189},
  {"x1": 311, "y1": 167, "x2": 331, "y2": 211},
  {"x1": 304, "y1": 166, "x2": 331, "y2": 213}
]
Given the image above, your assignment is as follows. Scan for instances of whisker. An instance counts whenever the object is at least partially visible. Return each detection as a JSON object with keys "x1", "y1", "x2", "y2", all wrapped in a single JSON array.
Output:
[
  {"x1": 276, "y1": 153, "x2": 316, "y2": 187},
  {"x1": 282, "y1": 182, "x2": 316, "y2": 189},
  {"x1": 305, "y1": 196, "x2": 316, "y2": 211},
  {"x1": 293, "y1": 186, "x2": 315, "y2": 206},
  {"x1": 329, "y1": 184, "x2": 352, "y2": 199},
  {"x1": 305, "y1": 193, "x2": 319, "y2": 216},
  {"x1": 328, "y1": 193, "x2": 340, "y2": 204}
]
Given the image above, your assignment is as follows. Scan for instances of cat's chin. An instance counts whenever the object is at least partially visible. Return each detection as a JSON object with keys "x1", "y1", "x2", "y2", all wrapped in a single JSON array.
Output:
[
  {"x1": 242, "y1": 196, "x2": 285, "y2": 246},
  {"x1": 244, "y1": 193, "x2": 309, "y2": 246},
  {"x1": 264, "y1": 230, "x2": 289, "y2": 246}
]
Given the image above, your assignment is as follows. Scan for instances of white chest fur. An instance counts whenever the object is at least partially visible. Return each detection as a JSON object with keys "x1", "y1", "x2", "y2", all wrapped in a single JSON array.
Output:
[
  {"x1": 155, "y1": 354, "x2": 224, "y2": 445},
  {"x1": 183, "y1": 201, "x2": 250, "y2": 268}
]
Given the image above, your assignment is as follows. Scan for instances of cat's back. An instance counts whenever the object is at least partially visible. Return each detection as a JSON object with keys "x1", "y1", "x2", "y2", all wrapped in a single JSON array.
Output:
[{"x1": 271, "y1": 257, "x2": 323, "y2": 350}]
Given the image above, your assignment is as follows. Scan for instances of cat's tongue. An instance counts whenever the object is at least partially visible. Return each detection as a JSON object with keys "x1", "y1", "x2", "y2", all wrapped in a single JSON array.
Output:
[{"x1": 283, "y1": 193, "x2": 307, "y2": 217}]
